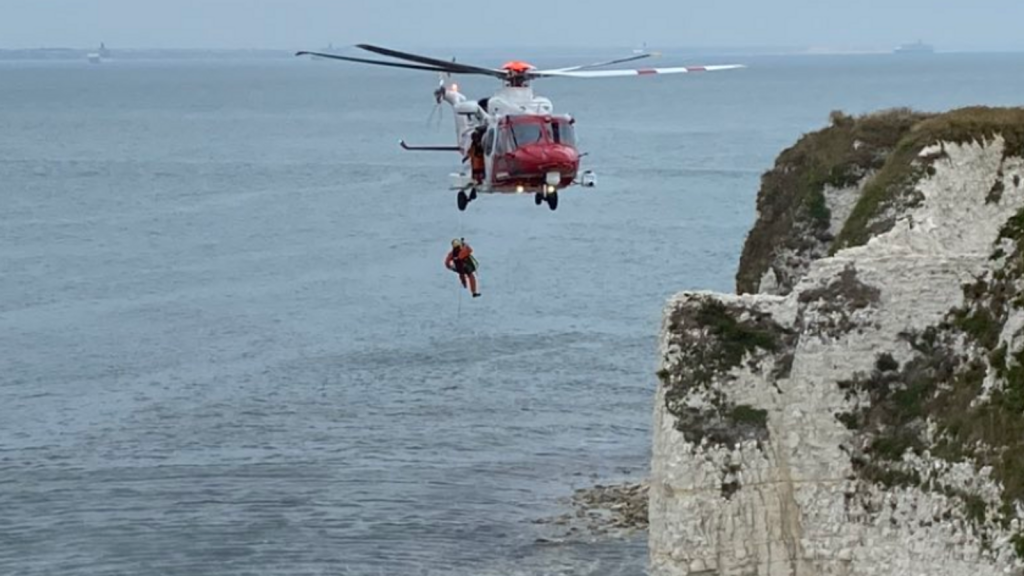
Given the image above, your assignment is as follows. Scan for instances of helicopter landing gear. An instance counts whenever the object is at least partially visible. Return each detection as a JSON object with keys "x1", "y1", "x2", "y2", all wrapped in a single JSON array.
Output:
[
  {"x1": 546, "y1": 192, "x2": 559, "y2": 211},
  {"x1": 457, "y1": 188, "x2": 478, "y2": 212},
  {"x1": 535, "y1": 189, "x2": 558, "y2": 210}
]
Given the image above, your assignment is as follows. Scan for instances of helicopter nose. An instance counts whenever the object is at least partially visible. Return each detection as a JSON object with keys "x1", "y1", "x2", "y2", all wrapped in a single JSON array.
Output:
[{"x1": 514, "y1": 144, "x2": 579, "y2": 172}]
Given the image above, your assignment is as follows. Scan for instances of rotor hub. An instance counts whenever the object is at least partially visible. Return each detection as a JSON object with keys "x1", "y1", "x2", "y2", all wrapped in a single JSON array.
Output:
[{"x1": 501, "y1": 61, "x2": 535, "y2": 74}]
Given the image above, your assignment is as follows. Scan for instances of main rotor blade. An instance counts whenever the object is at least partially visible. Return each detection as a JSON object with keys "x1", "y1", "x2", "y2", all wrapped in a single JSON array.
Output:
[
  {"x1": 534, "y1": 64, "x2": 745, "y2": 79},
  {"x1": 356, "y1": 44, "x2": 505, "y2": 77},
  {"x1": 399, "y1": 140, "x2": 461, "y2": 152},
  {"x1": 538, "y1": 52, "x2": 658, "y2": 74},
  {"x1": 296, "y1": 51, "x2": 454, "y2": 72}
]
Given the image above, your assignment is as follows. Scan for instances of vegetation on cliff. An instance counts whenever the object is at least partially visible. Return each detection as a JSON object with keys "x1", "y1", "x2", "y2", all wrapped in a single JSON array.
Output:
[
  {"x1": 736, "y1": 108, "x2": 928, "y2": 294},
  {"x1": 835, "y1": 107, "x2": 1024, "y2": 250},
  {"x1": 661, "y1": 297, "x2": 787, "y2": 449},
  {"x1": 834, "y1": 214, "x2": 1024, "y2": 552},
  {"x1": 737, "y1": 107, "x2": 1024, "y2": 294},
  {"x1": 690, "y1": 107, "x2": 1024, "y2": 559}
]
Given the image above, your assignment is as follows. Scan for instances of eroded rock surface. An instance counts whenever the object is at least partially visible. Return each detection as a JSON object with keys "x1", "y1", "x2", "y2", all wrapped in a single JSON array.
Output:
[
  {"x1": 651, "y1": 108, "x2": 1024, "y2": 576},
  {"x1": 536, "y1": 482, "x2": 649, "y2": 542}
]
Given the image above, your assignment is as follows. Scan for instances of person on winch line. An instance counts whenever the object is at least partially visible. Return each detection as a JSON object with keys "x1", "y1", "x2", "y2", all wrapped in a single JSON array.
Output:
[
  {"x1": 445, "y1": 238, "x2": 481, "y2": 297},
  {"x1": 465, "y1": 128, "x2": 486, "y2": 184}
]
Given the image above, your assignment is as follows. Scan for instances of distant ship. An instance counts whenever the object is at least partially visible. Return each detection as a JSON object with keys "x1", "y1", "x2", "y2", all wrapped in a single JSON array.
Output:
[
  {"x1": 894, "y1": 41, "x2": 935, "y2": 54},
  {"x1": 87, "y1": 42, "x2": 110, "y2": 64}
]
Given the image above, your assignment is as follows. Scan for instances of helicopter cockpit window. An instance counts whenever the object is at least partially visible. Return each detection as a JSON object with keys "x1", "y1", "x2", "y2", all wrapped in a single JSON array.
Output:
[
  {"x1": 495, "y1": 129, "x2": 513, "y2": 156},
  {"x1": 510, "y1": 123, "x2": 545, "y2": 148},
  {"x1": 551, "y1": 120, "x2": 576, "y2": 147}
]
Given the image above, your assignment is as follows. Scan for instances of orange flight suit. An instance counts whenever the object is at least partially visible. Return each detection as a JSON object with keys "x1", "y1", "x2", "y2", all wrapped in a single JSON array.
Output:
[{"x1": 445, "y1": 244, "x2": 479, "y2": 295}]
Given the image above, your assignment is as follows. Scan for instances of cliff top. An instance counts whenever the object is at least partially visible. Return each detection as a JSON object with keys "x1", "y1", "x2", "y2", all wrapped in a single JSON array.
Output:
[{"x1": 737, "y1": 106, "x2": 1024, "y2": 295}]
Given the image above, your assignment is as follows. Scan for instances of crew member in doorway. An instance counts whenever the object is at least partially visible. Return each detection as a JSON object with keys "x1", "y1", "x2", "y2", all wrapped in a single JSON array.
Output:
[
  {"x1": 465, "y1": 128, "x2": 486, "y2": 184},
  {"x1": 445, "y1": 238, "x2": 481, "y2": 297}
]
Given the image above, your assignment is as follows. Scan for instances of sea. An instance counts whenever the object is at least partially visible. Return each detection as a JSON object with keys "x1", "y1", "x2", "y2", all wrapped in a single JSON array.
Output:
[{"x1": 3, "y1": 51, "x2": 1024, "y2": 576}]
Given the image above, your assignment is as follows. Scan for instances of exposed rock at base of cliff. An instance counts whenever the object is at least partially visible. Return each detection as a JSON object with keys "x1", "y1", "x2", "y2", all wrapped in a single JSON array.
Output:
[
  {"x1": 651, "y1": 107, "x2": 1024, "y2": 576},
  {"x1": 536, "y1": 482, "x2": 650, "y2": 541}
]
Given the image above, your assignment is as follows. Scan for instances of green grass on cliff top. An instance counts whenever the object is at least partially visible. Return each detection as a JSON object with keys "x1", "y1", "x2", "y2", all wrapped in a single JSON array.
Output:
[
  {"x1": 735, "y1": 108, "x2": 927, "y2": 294},
  {"x1": 834, "y1": 107, "x2": 1024, "y2": 250}
]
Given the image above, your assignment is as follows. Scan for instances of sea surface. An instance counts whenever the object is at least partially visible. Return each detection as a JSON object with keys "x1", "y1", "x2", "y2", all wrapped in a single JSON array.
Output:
[{"x1": 3, "y1": 52, "x2": 1024, "y2": 575}]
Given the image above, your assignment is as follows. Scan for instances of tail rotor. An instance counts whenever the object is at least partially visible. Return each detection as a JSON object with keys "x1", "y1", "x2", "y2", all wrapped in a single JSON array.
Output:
[
  {"x1": 426, "y1": 62, "x2": 453, "y2": 131},
  {"x1": 426, "y1": 97, "x2": 444, "y2": 130}
]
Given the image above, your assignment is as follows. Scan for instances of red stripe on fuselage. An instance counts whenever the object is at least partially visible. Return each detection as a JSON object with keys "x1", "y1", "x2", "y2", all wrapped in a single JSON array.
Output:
[{"x1": 637, "y1": 69, "x2": 658, "y2": 75}]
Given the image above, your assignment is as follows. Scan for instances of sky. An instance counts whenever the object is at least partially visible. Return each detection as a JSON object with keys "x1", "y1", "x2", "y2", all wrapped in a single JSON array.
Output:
[{"x1": 3, "y1": 0, "x2": 1024, "y2": 52}]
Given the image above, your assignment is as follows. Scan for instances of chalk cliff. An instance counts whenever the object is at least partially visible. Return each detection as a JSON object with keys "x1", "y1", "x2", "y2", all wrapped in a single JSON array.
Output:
[{"x1": 650, "y1": 108, "x2": 1024, "y2": 576}]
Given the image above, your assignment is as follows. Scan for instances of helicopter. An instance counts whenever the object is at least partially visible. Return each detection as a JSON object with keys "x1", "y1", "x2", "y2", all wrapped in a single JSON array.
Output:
[{"x1": 297, "y1": 44, "x2": 743, "y2": 211}]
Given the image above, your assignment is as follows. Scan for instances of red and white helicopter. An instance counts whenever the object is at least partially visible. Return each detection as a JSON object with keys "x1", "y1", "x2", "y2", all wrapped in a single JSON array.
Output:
[{"x1": 297, "y1": 44, "x2": 743, "y2": 211}]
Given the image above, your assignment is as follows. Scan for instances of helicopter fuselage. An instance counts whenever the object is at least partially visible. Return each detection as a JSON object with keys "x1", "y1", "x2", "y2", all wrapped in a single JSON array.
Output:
[{"x1": 444, "y1": 85, "x2": 589, "y2": 199}]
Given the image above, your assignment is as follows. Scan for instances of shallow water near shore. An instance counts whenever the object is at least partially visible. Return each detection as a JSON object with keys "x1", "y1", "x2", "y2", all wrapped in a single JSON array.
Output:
[{"x1": 3, "y1": 52, "x2": 1024, "y2": 574}]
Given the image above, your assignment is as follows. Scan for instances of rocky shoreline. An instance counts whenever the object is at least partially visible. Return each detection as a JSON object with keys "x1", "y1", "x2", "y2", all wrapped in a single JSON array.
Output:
[{"x1": 535, "y1": 481, "x2": 649, "y2": 542}]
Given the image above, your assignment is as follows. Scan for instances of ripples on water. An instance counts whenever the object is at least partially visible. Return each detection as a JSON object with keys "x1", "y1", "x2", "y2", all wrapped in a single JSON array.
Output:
[{"x1": 3, "y1": 53, "x2": 1024, "y2": 574}]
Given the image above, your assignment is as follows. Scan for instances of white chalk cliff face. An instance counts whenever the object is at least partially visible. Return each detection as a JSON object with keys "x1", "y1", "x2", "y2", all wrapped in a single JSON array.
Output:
[{"x1": 650, "y1": 109, "x2": 1024, "y2": 576}]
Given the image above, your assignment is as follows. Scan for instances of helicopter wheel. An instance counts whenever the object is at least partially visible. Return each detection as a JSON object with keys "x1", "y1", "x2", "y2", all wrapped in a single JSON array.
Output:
[
  {"x1": 457, "y1": 191, "x2": 469, "y2": 212},
  {"x1": 534, "y1": 192, "x2": 544, "y2": 206},
  {"x1": 469, "y1": 188, "x2": 478, "y2": 201},
  {"x1": 546, "y1": 192, "x2": 559, "y2": 211}
]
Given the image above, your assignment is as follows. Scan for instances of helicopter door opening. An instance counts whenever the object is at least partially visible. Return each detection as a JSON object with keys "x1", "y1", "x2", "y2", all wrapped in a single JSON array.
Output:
[{"x1": 482, "y1": 126, "x2": 496, "y2": 184}]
